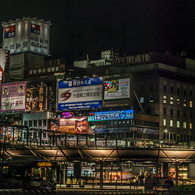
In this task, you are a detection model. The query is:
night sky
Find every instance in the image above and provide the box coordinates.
[1,0,195,64]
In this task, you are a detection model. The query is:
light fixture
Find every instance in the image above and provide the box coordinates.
[15,18,21,22]
[9,20,14,24]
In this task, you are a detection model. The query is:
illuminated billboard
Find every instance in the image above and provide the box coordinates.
[0,82,26,112]
[0,49,9,83]
[26,84,48,112]
[59,117,88,134]
[88,110,133,122]
[3,18,50,55]
[58,77,102,110]
[104,78,130,100]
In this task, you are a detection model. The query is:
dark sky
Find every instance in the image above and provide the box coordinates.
[1,0,195,64]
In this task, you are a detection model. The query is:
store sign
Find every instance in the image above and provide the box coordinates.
[88,110,133,122]
[59,116,88,134]
[58,77,102,110]
[104,78,130,100]
[33,161,56,168]
[1,121,19,140]
[26,83,48,112]
[95,127,130,134]
[3,19,50,55]
[0,82,26,112]
[0,49,10,83]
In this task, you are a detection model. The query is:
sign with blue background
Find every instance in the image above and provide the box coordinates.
[58,77,102,110]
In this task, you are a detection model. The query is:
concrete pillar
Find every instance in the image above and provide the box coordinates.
[175,162,178,186]
[163,162,169,178]
[63,161,67,184]
[100,162,103,189]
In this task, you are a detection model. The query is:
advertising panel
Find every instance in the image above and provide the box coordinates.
[58,77,102,110]
[95,127,130,134]
[0,82,26,112]
[26,83,48,112]
[88,110,133,122]
[48,119,59,131]
[0,49,9,83]
[1,121,18,140]
[104,78,130,100]
[59,117,88,134]
[3,19,50,55]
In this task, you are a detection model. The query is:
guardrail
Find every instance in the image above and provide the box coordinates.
[1,189,195,195]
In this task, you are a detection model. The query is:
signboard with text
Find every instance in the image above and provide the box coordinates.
[88,110,133,122]
[104,78,130,100]
[26,84,48,112]
[3,19,50,55]
[0,48,9,83]
[0,82,26,112]
[58,77,102,110]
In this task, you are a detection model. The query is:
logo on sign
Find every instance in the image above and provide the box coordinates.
[31,23,40,35]
[61,90,71,101]
[4,25,15,39]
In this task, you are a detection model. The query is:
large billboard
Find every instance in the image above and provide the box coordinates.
[0,82,26,112]
[59,117,88,134]
[104,78,130,100]
[0,49,9,83]
[26,84,48,112]
[58,77,102,110]
[3,19,50,55]
[88,110,133,122]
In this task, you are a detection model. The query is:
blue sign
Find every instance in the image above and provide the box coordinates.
[58,77,103,110]
[88,110,134,122]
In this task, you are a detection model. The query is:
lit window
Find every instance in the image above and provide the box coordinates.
[190,123,193,129]
[42,68,45,73]
[170,120,173,127]
[177,121,180,128]
[149,96,153,102]
[170,97,173,104]
[33,70,36,74]
[140,97,144,103]
[48,68,50,72]
[30,70,32,74]
[183,122,186,129]
[38,69,41,73]
[56,67,59,71]
[177,99,180,105]
[163,119,166,126]
[190,101,193,108]
[183,99,186,107]
[52,67,55,72]
[163,96,166,103]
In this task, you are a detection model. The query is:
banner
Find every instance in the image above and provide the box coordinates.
[1,121,18,140]
[104,78,130,100]
[58,77,102,110]
[59,117,88,134]
[0,82,26,112]
[88,110,133,122]
[0,49,9,83]
[26,83,48,112]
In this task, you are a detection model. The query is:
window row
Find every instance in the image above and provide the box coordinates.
[163,119,192,129]
[163,85,193,96]
[163,133,192,141]
[163,108,193,118]
[24,119,47,127]
[29,67,60,75]
[163,96,193,107]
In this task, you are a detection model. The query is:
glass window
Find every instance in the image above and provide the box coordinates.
[177,110,180,117]
[177,121,180,128]
[190,90,192,96]
[150,85,153,92]
[163,119,166,126]
[170,120,173,127]
[38,120,42,126]
[43,133,46,138]
[184,89,186,95]
[170,97,173,104]
[56,67,59,71]
[163,96,166,103]
[149,96,153,102]
[190,123,193,129]
[183,122,186,129]
[140,97,144,103]
[24,121,28,126]
[177,87,180,94]
[171,86,173,93]
[43,119,47,126]
[163,108,166,115]
[177,99,180,105]
[33,70,36,74]
[170,109,173,116]
[190,112,192,119]
[52,67,55,72]
[29,120,32,127]
[34,120,37,127]
[183,99,186,107]
[33,132,37,138]
[48,68,50,72]
[190,101,193,108]
[30,70,32,75]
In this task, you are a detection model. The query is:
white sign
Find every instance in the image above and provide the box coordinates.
[3,19,50,56]
[104,78,130,100]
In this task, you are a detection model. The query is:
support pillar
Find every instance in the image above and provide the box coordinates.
[100,162,103,189]
[175,162,178,186]
[163,162,169,178]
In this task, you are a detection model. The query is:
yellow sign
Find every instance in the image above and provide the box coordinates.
[37,162,52,167]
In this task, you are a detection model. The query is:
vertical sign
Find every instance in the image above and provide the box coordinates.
[0,49,10,83]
